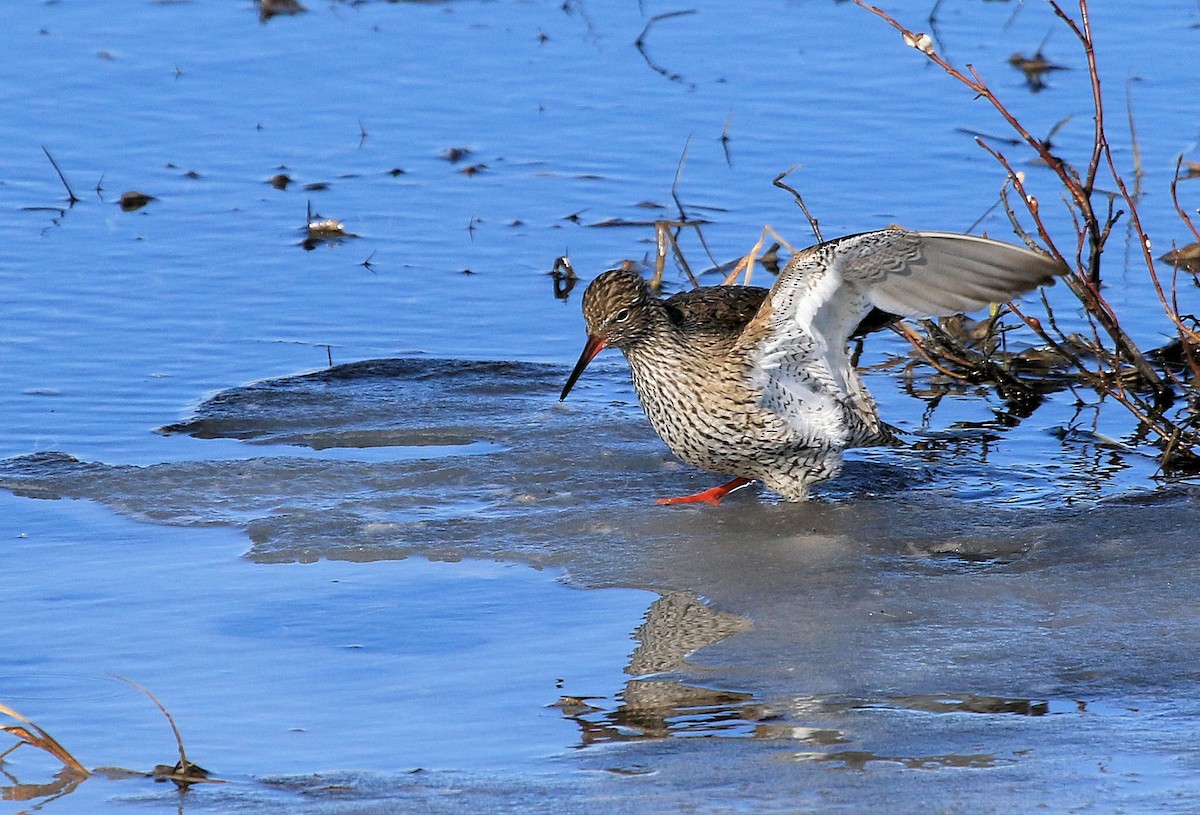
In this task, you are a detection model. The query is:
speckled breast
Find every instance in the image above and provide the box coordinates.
[624,343,787,478]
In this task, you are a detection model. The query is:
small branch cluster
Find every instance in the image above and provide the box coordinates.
[855,0,1200,474]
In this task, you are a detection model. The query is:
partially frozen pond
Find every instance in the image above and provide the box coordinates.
[2,1,1198,812]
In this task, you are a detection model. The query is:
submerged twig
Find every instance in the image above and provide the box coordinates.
[1125,77,1144,196]
[669,136,692,223]
[637,137,720,290]
[720,111,734,167]
[634,10,697,85]
[41,147,80,205]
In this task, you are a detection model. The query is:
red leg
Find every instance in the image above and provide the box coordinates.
[657,477,752,506]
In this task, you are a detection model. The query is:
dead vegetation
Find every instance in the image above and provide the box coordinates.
[258,0,306,22]
[1,679,217,807]
[0,702,89,778]
[111,675,214,787]
[118,190,156,212]
[302,200,359,251]
[848,0,1200,475]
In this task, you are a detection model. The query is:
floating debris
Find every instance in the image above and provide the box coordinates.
[258,0,305,21]
[441,146,472,163]
[1161,242,1200,273]
[268,173,292,190]
[458,163,487,176]
[111,676,223,789]
[604,765,655,776]
[387,167,406,176]
[583,218,652,228]
[152,759,212,788]
[1008,50,1068,92]
[550,255,578,300]
[118,190,156,211]
[302,217,358,251]
[303,181,330,191]
[298,199,355,250]
[550,696,604,715]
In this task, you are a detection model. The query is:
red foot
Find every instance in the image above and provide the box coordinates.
[656,477,752,506]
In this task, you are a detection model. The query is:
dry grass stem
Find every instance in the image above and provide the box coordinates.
[111,675,218,787]
[721,226,793,286]
[0,702,89,777]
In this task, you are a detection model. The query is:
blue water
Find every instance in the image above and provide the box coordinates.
[2,1,1199,813]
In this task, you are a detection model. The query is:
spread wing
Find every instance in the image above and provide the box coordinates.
[742,227,1066,445]
[850,229,1067,317]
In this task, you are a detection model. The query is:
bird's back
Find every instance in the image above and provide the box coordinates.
[662,285,769,339]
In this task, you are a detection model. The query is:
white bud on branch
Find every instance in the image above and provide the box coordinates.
[902,31,934,54]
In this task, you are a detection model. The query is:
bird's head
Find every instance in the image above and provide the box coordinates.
[560,269,657,401]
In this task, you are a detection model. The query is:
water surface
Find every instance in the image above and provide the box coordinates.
[2,1,1199,812]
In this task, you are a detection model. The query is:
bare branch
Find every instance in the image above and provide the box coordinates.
[772,166,823,243]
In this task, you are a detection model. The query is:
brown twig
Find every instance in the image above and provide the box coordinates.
[854,0,1196,466]
[891,322,976,382]
[1171,155,1200,245]
[857,0,1168,392]
[111,676,192,772]
[772,166,823,243]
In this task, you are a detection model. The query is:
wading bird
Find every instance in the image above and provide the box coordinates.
[559,227,1065,504]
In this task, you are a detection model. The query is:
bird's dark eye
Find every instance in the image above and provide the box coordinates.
[614,308,632,323]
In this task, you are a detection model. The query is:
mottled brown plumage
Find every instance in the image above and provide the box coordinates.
[560,227,1067,503]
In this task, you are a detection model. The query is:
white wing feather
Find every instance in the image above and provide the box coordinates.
[750,227,1065,443]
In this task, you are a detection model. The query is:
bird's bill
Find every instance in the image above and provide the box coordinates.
[559,335,607,401]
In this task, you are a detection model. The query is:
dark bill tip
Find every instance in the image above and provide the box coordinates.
[559,335,606,401]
